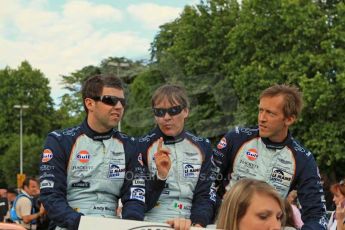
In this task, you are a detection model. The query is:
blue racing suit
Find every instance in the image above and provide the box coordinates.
[137,127,218,227]
[213,126,328,230]
[39,120,151,230]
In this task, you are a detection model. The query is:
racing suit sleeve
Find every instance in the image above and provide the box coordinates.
[145,174,166,211]
[39,133,82,230]
[297,156,328,230]
[126,141,166,213]
[121,142,165,220]
[190,142,219,227]
[212,132,235,198]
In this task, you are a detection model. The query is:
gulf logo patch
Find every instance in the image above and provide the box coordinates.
[76,150,90,163]
[246,148,258,161]
[217,137,227,149]
[42,149,53,163]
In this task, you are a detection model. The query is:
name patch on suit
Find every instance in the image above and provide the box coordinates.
[72,181,90,188]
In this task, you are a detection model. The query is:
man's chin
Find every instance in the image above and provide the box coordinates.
[259,130,269,138]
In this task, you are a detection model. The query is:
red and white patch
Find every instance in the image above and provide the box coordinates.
[246,148,258,161]
[217,137,227,149]
[76,150,90,163]
[138,153,143,166]
[42,149,53,163]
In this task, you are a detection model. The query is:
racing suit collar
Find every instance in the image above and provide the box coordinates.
[155,126,185,144]
[261,131,293,150]
[82,119,115,141]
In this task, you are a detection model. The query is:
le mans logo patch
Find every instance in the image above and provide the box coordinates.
[42,149,53,163]
[217,137,227,149]
[130,187,145,202]
[183,163,201,178]
[108,163,126,179]
[246,148,258,161]
[76,150,90,163]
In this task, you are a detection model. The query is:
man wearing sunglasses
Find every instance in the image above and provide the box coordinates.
[39,74,153,230]
[137,84,218,229]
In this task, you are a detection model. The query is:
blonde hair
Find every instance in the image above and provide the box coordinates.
[216,179,285,230]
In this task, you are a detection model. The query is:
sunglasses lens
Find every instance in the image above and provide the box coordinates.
[153,106,183,117]
[153,108,166,117]
[102,96,117,106]
[167,106,182,116]
[95,96,126,107]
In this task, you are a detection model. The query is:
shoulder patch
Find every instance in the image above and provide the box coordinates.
[217,137,227,149]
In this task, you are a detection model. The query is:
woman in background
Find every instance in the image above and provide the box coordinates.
[216,179,285,230]
[328,179,345,230]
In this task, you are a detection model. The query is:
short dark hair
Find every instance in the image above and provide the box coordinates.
[260,84,303,118]
[151,84,190,109]
[22,177,38,188]
[82,74,124,113]
[7,187,18,195]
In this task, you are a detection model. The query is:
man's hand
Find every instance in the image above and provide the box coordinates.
[166,218,192,230]
[155,137,171,179]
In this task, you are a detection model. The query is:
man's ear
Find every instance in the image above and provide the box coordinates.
[285,115,296,127]
[84,98,94,111]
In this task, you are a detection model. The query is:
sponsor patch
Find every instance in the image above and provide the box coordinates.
[110,151,123,156]
[270,168,293,187]
[40,165,55,171]
[170,200,191,211]
[184,151,198,156]
[278,158,291,165]
[42,149,53,163]
[72,181,90,188]
[76,150,90,163]
[239,159,259,169]
[133,179,145,186]
[245,148,258,161]
[138,153,143,166]
[217,137,227,149]
[210,188,217,202]
[213,149,224,158]
[40,179,54,189]
[108,163,125,179]
[39,172,55,179]
[183,163,201,178]
[130,187,145,202]
[71,165,93,171]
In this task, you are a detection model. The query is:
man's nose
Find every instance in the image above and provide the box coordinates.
[258,111,267,121]
[163,112,172,120]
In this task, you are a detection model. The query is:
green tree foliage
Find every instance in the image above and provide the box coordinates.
[0,134,43,187]
[122,67,165,136]
[151,0,240,138]
[150,0,345,178]
[0,61,55,185]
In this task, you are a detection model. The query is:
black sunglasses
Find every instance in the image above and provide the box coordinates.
[92,95,126,107]
[153,105,184,117]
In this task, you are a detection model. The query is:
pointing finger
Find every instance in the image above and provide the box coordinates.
[157,137,163,152]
